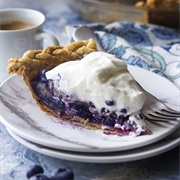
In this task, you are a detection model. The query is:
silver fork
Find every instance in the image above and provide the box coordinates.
[141,99,180,123]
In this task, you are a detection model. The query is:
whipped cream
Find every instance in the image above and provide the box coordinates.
[45,52,146,115]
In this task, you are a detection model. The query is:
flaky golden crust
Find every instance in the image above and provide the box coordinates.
[7,39,98,124]
[7,39,97,80]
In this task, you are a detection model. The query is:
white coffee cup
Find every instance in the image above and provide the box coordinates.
[0,8,59,82]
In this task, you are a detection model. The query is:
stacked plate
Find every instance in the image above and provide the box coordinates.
[0,22,180,163]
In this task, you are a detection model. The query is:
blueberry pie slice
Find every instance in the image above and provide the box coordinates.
[7,39,151,136]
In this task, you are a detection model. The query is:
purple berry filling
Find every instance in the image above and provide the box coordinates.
[31,70,150,135]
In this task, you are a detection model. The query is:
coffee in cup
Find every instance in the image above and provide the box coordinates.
[0,21,35,30]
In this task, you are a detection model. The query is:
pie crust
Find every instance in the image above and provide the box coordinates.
[7,39,98,123]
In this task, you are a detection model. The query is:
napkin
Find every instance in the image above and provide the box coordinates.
[66,21,180,89]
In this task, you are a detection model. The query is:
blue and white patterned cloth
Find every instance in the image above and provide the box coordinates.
[67,21,180,89]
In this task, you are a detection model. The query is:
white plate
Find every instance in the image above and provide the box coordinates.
[0,75,179,152]
[7,128,180,163]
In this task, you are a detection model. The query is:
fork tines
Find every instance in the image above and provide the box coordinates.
[141,103,180,123]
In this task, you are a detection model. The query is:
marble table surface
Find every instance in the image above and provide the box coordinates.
[0,0,179,180]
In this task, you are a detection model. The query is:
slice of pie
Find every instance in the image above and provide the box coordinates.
[7,39,151,136]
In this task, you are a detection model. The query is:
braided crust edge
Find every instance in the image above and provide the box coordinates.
[7,38,97,81]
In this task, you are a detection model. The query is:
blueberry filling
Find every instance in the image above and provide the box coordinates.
[31,70,150,135]
[105,100,115,106]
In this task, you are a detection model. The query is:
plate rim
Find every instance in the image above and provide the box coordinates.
[7,128,180,163]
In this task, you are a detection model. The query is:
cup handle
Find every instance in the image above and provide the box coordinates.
[35,31,59,46]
